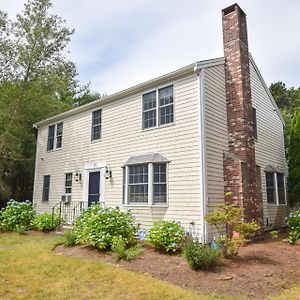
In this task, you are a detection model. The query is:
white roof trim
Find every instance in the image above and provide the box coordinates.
[33,57,225,127]
[249,54,285,125]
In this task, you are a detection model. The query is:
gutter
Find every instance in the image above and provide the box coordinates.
[194,64,208,243]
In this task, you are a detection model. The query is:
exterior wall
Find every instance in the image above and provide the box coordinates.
[250,58,289,229]
[204,65,228,214]
[33,74,204,236]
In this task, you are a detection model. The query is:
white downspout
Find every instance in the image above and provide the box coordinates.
[195,66,208,243]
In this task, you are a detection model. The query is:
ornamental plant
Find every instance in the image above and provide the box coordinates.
[147,220,185,253]
[183,239,221,270]
[205,193,260,257]
[74,205,139,249]
[0,200,35,233]
[287,211,300,245]
[33,213,60,232]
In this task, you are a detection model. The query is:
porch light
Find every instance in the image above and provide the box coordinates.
[75,170,82,182]
[104,164,112,179]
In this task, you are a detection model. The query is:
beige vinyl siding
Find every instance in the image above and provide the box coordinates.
[203,65,228,237]
[250,58,288,229]
[33,74,204,235]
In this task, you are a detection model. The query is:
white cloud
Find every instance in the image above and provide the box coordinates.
[1,0,299,92]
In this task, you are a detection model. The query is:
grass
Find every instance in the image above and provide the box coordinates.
[0,232,299,300]
[0,232,204,300]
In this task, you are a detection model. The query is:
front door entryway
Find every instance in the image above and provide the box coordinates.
[88,171,100,207]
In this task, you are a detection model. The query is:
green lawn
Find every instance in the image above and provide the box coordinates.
[0,233,299,300]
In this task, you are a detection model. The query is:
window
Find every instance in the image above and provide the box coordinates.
[265,172,286,205]
[91,109,102,141]
[266,172,275,204]
[159,86,174,125]
[47,122,63,151]
[124,162,167,205]
[252,107,257,140]
[65,173,72,194]
[143,91,156,129]
[142,85,174,129]
[277,173,286,204]
[42,175,50,202]
[153,164,167,204]
[128,165,148,203]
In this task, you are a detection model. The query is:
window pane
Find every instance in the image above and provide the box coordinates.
[128,164,148,204]
[153,164,167,204]
[252,108,257,140]
[56,136,62,148]
[42,175,50,202]
[277,173,286,204]
[159,86,174,126]
[47,125,55,151]
[159,86,173,106]
[143,110,156,129]
[265,172,275,204]
[65,173,72,194]
[56,122,63,136]
[91,110,102,140]
[143,91,156,111]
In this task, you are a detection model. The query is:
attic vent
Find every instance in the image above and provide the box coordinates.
[222,4,236,16]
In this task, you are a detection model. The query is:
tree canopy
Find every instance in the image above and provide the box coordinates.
[0,0,100,206]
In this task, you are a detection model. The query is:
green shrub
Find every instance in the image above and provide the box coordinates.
[183,240,220,270]
[270,230,279,239]
[33,213,60,231]
[111,236,143,261]
[205,193,260,257]
[74,205,139,250]
[147,220,185,253]
[287,211,300,245]
[63,230,77,247]
[0,200,35,233]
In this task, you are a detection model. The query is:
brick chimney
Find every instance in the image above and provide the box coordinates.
[222,4,263,225]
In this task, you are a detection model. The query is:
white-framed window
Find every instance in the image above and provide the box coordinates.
[252,107,257,140]
[65,173,73,194]
[265,172,286,205]
[47,122,63,151]
[42,175,50,202]
[123,163,168,205]
[91,109,102,141]
[142,85,174,129]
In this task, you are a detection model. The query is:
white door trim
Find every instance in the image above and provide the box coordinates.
[83,162,106,208]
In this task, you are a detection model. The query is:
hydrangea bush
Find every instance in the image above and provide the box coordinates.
[287,211,300,245]
[33,212,60,231]
[147,220,185,253]
[0,200,35,233]
[74,205,139,249]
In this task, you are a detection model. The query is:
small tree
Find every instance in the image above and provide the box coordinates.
[288,112,300,207]
[205,193,260,257]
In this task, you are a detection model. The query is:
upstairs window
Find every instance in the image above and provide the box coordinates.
[252,107,257,140]
[142,85,174,129]
[65,173,73,194]
[91,109,102,141]
[42,175,50,202]
[47,122,63,151]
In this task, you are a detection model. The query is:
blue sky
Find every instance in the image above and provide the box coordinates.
[1,0,300,94]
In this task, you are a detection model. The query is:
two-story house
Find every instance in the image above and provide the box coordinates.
[33,4,288,241]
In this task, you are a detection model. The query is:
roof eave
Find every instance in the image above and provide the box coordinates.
[33,57,225,128]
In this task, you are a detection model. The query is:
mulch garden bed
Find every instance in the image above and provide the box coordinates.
[54,232,300,299]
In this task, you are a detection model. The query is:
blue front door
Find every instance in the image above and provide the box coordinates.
[88,171,100,206]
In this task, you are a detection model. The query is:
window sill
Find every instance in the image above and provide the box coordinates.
[266,203,288,207]
[142,122,175,132]
[122,204,169,209]
[91,138,102,144]
[47,147,63,153]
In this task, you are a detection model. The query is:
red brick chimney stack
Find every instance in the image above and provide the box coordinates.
[222,4,263,225]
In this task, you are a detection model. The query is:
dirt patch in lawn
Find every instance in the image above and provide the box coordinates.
[54,232,300,299]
